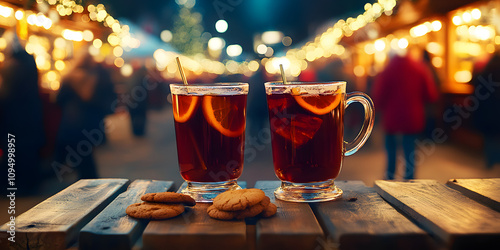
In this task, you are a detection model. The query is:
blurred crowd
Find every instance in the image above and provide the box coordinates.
[0,30,170,194]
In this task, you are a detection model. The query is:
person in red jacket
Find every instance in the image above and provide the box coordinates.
[373,53,438,179]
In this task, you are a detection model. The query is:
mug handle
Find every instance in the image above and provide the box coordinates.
[344,91,375,156]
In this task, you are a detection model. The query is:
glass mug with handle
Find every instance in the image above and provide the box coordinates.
[265,81,374,202]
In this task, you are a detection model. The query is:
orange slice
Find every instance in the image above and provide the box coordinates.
[202,96,246,137]
[293,89,342,115]
[273,114,323,146]
[172,95,199,123]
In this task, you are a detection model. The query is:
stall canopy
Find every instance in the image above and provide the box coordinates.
[120,19,178,59]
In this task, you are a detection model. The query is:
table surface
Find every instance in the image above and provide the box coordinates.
[1,178,499,250]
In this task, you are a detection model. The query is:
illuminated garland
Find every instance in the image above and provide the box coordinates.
[265,0,398,77]
[0,0,399,81]
[154,0,399,77]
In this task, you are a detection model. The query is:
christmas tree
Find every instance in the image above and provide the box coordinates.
[171,6,204,55]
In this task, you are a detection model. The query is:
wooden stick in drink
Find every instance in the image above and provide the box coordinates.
[176,57,189,85]
[280,64,288,84]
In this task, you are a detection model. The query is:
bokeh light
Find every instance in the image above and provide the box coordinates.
[208,37,225,51]
[161,30,173,43]
[226,44,242,57]
[215,20,228,33]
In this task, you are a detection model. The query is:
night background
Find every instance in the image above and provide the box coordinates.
[0,0,500,248]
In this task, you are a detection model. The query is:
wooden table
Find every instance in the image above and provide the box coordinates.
[1,178,499,250]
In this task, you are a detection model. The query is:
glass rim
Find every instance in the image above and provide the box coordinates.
[264,81,345,95]
[170,82,248,87]
[170,82,248,95]
[264,81,346,87]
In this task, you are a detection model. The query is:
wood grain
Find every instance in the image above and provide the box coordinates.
[446,178,500,212]
[79,180,174,250]
[142,182,247,250]
[254,181,324,250]
[375,180,500,249]
[0,179,129,250]
[311,180,433,250]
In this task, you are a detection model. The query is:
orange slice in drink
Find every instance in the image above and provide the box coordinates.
[293,89,342,115]
[273,114,323,146]
[172,95,199,123]
[202,96,246,137]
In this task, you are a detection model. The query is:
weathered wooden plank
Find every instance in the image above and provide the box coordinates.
[375,180,500,249]
[142,182,247,250]
[79,180,174,250]
[446,178,500,213]
[311,180,434,250]
[0,179,129,250]
[254,181,323,250]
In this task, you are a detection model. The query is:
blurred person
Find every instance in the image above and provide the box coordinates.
[215,72,246,83]
[94,62,118,144]
[298,67,318,82]
[246,69,270,136]
[373,53,438,180]
[0,30,45,194]
[147,65,169,110]
[317,59,353,88]
[472,49,500,168]
[54,51,116,179]
[126,62,149,136]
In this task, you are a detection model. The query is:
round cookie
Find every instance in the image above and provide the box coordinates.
[260,202,277,218]
[207,204,236,220]
[235,196,270,220]
[126,202,185,219]
[213,188,266,211]
[208,197,271,220]
[141,192,196,206]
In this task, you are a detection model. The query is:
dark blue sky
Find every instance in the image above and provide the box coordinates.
[102,0,369,52]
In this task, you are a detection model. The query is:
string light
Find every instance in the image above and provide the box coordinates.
[2,0,401,80]
[266,0,398,74]
[14,10,23,20]
[0,0,140,91]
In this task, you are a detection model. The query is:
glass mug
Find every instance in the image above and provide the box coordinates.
[170,83,248,202]
[265,81,374,202]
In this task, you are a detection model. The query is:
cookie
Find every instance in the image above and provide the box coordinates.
[126,202,185,219]
[208,197,271,220]
[141,192,196,206]
[235,196,270,220]
[260,202,277,218]
[213,188,266,211]
[207,204,236,220]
